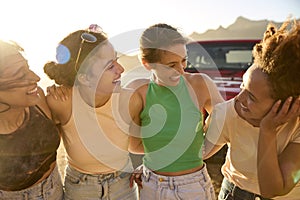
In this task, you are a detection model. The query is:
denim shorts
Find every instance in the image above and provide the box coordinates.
[140,163,216,200]
[64,165,138,200]
[218,178,271,200]
[0,165,63,200]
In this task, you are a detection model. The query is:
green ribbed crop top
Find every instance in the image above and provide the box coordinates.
[140,76,204,172]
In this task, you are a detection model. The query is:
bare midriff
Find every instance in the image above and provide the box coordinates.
[153,164,204,176]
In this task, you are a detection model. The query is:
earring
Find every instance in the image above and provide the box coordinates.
[0,102,11,113]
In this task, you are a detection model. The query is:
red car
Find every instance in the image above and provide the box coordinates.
[185,39,260,100]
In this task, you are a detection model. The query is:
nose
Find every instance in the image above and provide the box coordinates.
[24,70,40,84]
[236,89,247,103]
[176,63,185,75]
[28,70,41,82]
[115,62,125,74]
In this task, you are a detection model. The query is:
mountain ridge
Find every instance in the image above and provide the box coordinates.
[119,16,292,72]
[188,16,284,41]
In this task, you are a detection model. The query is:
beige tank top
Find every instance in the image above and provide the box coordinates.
[61,87,132,174]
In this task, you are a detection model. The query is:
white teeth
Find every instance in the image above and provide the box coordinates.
[27,87,37,94]
[113,79,121,83]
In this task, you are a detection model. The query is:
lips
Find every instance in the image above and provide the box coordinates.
[26,87,38,95]
[112,78,121,84]
[239,101,249,112]
[112,76,121,84]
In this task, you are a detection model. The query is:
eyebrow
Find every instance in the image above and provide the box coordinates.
[165,56,188,66]
[103,54,118,69]
[0,64,24,79]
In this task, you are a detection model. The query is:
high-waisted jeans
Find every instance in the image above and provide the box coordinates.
[140,163,216,200]
[0,165,63,200]
[64,165,138,200]
[218,178,271,200]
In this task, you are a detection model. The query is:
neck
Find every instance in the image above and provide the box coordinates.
[78,86,112,108]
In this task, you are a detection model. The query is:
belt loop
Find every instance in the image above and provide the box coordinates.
[80,174,87,182]
[168,177,175,190]
[23,192,29,200]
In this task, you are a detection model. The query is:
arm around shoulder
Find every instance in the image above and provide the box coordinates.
[127,83,146,154]
[45,87,72,125]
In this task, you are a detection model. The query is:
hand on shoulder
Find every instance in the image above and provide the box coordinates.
[45,85,72,125]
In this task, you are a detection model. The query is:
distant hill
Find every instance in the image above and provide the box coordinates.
[188,16,284,41]
[120,16,288,73]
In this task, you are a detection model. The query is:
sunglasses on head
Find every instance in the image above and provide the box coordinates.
[74,24,103,72]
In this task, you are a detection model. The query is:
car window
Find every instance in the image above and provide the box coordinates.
[186,41,258,70]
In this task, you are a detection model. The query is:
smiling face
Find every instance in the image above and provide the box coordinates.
[79,42,124,98]
[0,47,41,109]
[234,64,275,126]
[146,43,187,87]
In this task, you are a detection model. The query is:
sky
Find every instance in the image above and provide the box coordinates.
[0,0,299,88]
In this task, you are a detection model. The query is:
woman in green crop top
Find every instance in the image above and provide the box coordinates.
[127,23,224,200]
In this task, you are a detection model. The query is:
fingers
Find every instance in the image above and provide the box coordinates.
[277,97,300,118]
[46,85,69,101]
[129,174,134,188]
[270,97,300,127]
[129,173,143,189]
[46,85,58,100]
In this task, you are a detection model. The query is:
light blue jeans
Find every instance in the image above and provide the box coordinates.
[140,163,216,200]
[64,165,139,200]
[0,165,63,200]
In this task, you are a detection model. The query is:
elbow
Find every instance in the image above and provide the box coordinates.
[260,192,277,199]
[261,192,285,199]
[260,186,292,199]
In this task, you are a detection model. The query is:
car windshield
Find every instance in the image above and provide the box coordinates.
[186,41,257,70]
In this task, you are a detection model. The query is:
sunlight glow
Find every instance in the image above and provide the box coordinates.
[1,0,298,91]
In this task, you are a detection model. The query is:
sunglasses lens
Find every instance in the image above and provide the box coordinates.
[81,33,97,43]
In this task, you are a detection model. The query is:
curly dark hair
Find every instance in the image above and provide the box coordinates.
[253,19,300,100]
[139,23,187,63]
[44,26,107,87]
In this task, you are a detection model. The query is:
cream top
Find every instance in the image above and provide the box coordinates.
[61,87,132,174]
[205,99,300,199]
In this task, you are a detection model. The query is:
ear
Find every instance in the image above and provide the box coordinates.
[141,58,153,71]
[77,73,90,86]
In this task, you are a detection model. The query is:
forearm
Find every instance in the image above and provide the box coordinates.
[257,128,284,197]
[202,139,224,160]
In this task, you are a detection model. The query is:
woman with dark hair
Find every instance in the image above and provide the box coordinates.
[128,23,224,200]
[0,40,63,199]
[44,24,138,200]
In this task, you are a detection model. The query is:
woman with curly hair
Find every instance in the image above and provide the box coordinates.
[204,19,300,200]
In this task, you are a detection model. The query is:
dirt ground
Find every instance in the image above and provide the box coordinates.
[205,151,226,196]
[57,142,225,197]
